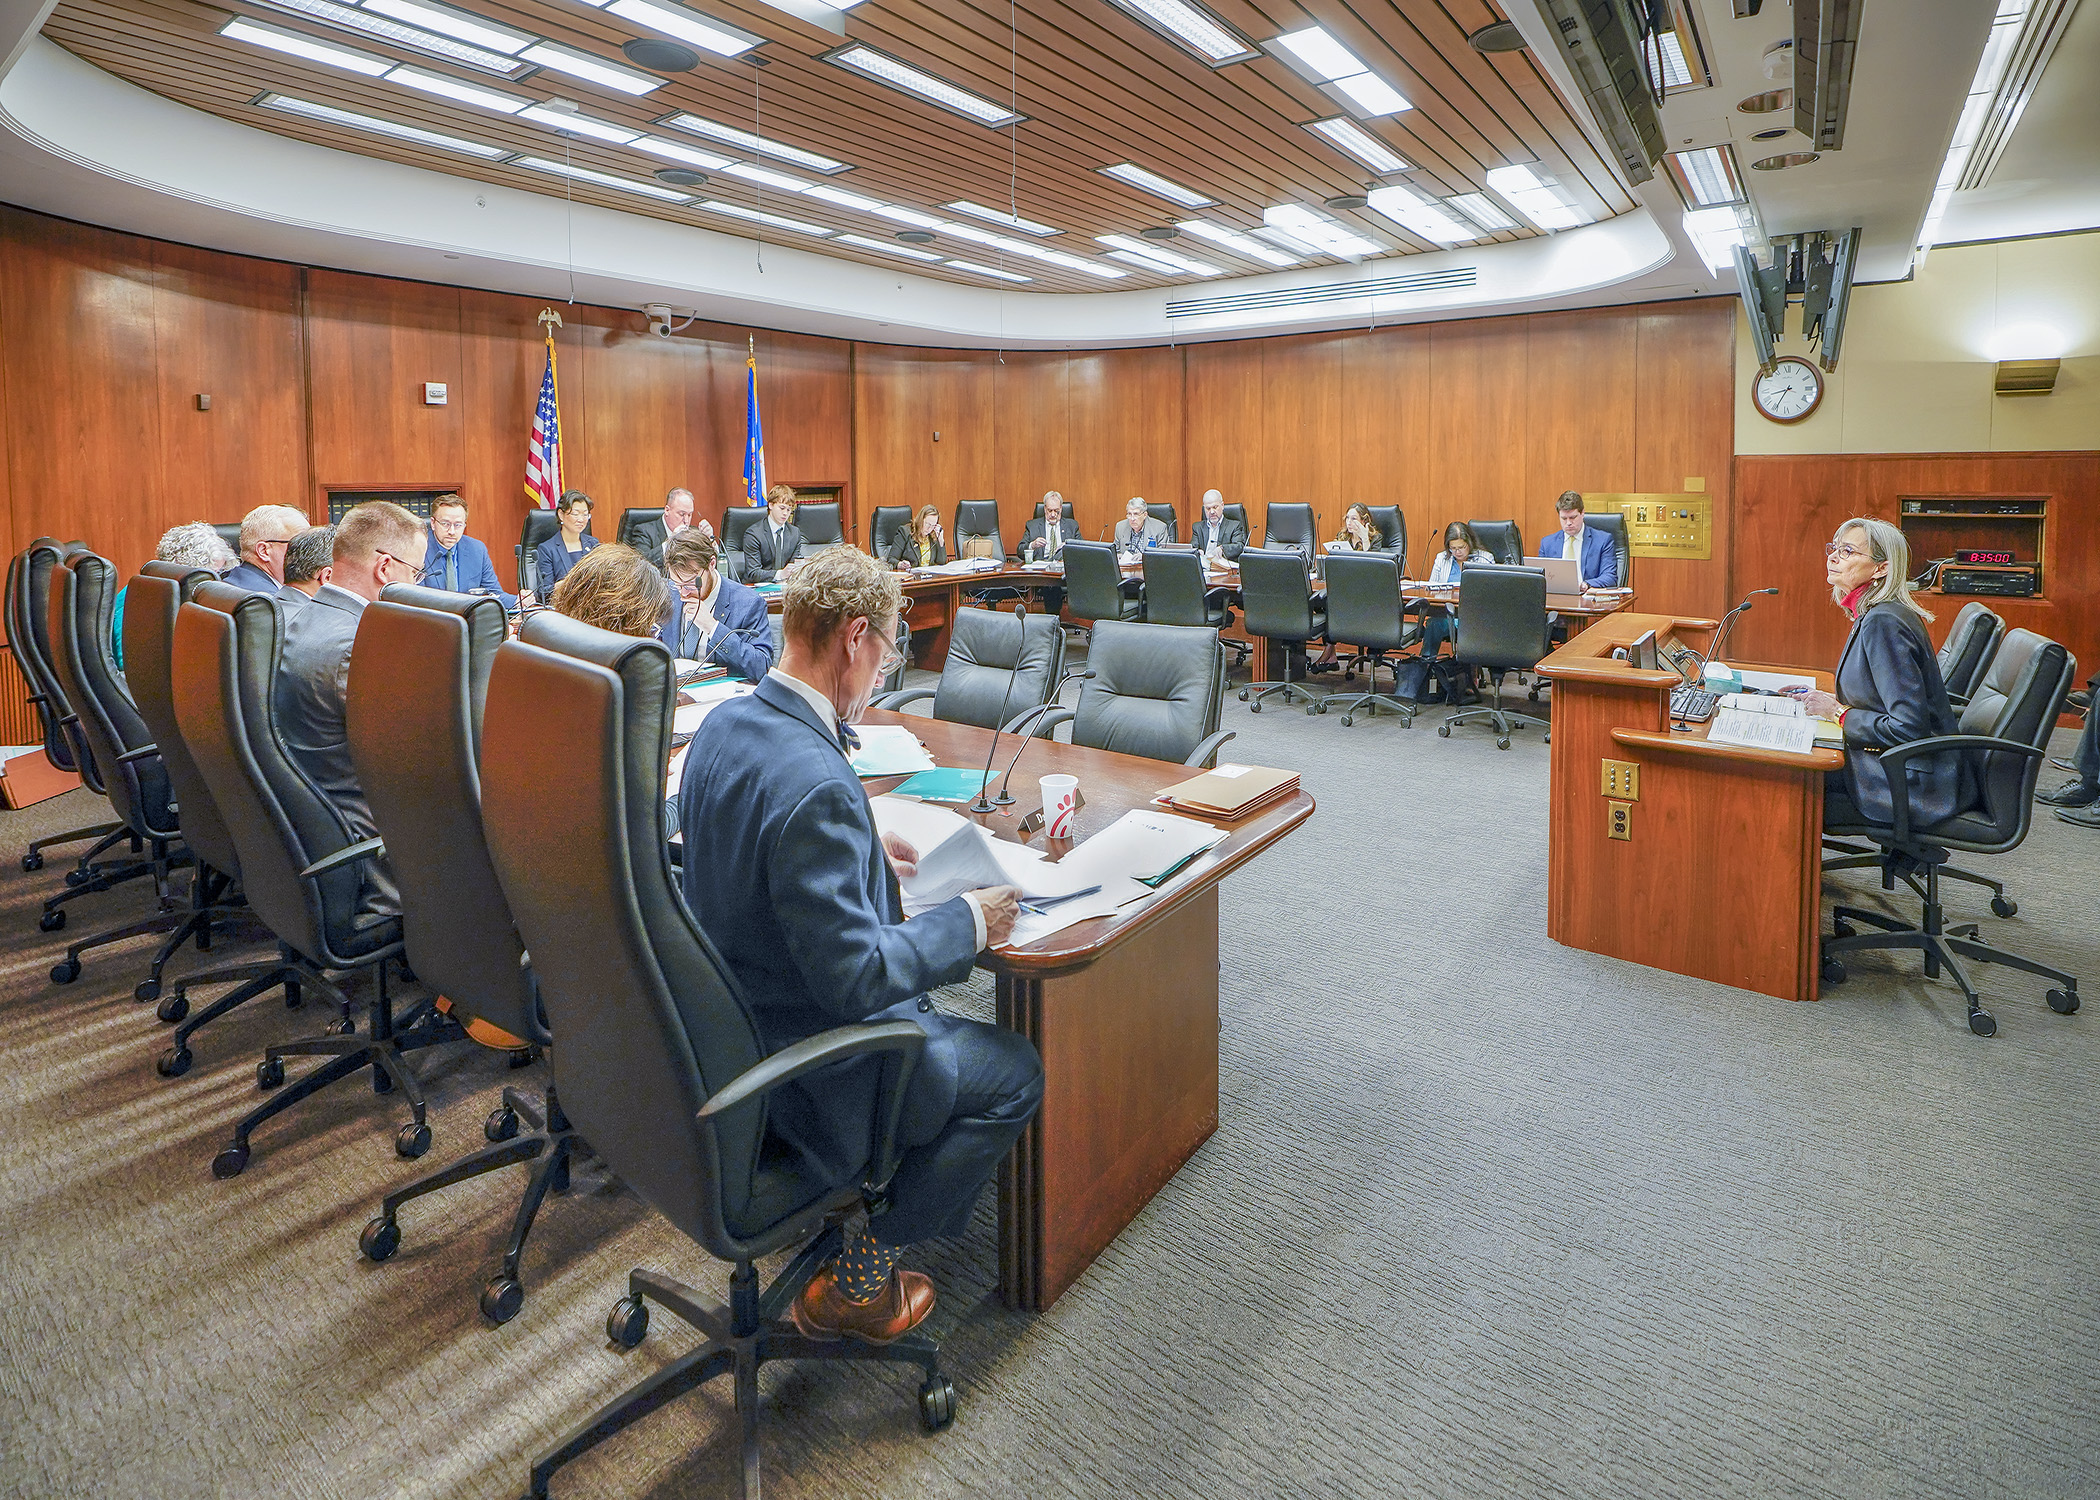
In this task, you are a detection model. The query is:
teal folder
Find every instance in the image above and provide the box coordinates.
[887,767,994,803]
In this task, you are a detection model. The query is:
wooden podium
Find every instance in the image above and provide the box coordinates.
[1536,613,1845,1002]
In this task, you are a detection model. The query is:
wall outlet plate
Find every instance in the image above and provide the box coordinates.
[1607,801,1632,840]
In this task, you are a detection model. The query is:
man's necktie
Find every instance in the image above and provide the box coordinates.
[444,549,458,592]
[837,721,860,754]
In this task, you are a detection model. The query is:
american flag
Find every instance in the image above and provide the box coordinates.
[524,333,562,508]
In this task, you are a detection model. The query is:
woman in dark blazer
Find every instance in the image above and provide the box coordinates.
[885,504,947,571]
[531,490,599,598]
[1796,517,1969,832]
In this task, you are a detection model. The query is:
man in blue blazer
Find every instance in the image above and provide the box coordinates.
[677,546,1040,1344]
[659,526,772,678]
[224,504,310,594]
[417,495,517,610]
[1537,491,1618,588]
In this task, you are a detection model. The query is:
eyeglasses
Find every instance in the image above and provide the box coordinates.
[376,550,420,578]
[1824,543,1866,560]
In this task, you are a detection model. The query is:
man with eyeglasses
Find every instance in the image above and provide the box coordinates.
[274,501,428,920]
[224,504,310,594]
[417,494,516,610]
[660,525,771,679]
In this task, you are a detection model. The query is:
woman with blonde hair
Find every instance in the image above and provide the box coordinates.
[1329,503,1382,554]
[886,503,947,571]
[546,542,671,638]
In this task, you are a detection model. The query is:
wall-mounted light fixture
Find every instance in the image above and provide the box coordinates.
[1994,359,2059,397]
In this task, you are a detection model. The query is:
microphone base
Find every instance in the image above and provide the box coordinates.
[992,790,1016,807]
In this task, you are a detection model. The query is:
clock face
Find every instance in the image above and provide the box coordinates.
[1755,357,1824,423]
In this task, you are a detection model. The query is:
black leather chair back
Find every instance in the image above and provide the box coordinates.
[519,509,586,596]
[1072,621,1224,764]
[1938,602,2005,701]
[348,588,532,1038]
[8,549,71,774]
[1467,520,1523,566]
[1141,549,1213,627]
[1453,564,1549,670]
[932,608,1064,731]
[211,522,244,556]
[1264,504,1315,555]
[953,500,1005,561]
[1237,548,1322,644]
[1063,541,1132,625]
[1222,504,1248,531]
[1145,502,1178,542]
[17,542,96,784]
[720,507,765,581]
[49,552,176,840]
[486,614,867,1256]
[1587,513,1631,588]
[1948,628,2074,847]
[174,584,398,969]
[126,564,242,876]
[870,506,911,560]
[615,507,664,550]
[1366,506,1406,565]
[1323,552,1409,653]
[796,502,843,549]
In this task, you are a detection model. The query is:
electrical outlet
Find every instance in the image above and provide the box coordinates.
[1602,759,1640,800]
[1607,801,1632,841]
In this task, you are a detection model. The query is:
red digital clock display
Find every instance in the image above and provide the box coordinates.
[1955,549,2017,566]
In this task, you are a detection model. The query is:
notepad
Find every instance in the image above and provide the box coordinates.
[848,724,937,778]
[1707,694,1815,755]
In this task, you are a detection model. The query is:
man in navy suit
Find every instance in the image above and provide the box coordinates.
[677,546,1040,1344]
[660,527,772,678]
[1537,491,1618,588]
[417,495,517,610]
[742,484,807,583]
[224,504,310,594]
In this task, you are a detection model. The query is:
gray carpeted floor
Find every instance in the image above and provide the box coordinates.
[2,660,2097,1500]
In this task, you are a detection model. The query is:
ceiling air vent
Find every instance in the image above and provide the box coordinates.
[1165,265,1476,320]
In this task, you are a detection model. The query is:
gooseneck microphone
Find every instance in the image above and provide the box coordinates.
[997,668,1097,803]
[1700,587,1780,676]
[968,600,1028,815]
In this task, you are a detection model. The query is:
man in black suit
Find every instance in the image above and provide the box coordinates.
[1017,490,1071,616]
[1189,489,1246,562]
[742,483,806,583]
[627,487,704,570]
[677,545,1040,1343]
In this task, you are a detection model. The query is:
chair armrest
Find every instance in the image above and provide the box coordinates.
[115,744,160,764]
[1946,692,1970,709]
[698,1020,927,1188]
[299,836,385,881]
[871,688,933,712]
[1877,734,2041,843]
[1032,707,1076,741]
[1184,729,1236,769]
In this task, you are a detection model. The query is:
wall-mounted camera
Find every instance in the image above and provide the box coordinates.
[644,303,676,338]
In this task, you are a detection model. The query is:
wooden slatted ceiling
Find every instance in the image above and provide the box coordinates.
[43,0,1640,295]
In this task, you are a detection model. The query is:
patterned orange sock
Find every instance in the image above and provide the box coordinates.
[833,1226,905,1304]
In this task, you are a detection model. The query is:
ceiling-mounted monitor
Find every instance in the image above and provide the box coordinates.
[1535,0,1667,185]
[1735,243,1778,372]
[1802,227,1859,372]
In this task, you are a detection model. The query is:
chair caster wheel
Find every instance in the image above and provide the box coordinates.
[64,868,90,888]
[481,1275,525,1324]
[1249,702,1261,713]
[50,959,80,984]
[135,978,161,1003]
[1341,715,1354,727]
[1436,724,1450,737]
[485,1107,520,1143]
[327,1017,356,1037]
[1832,918,1855,939]
[1820,956,1847,985]
[257,1057,284,1090]
[156,1047,192,1078]
[157,993,189,1023]
[918,1375,957,1433]
[1991,896,2017,918]
[1968,1008,1997,1038]
[39,910,65,932]
[2047,987,2079,1015]
[395,1121,432,1159]
[1496,738,1511,751]
[212,1143,250,1179]
[360,1216,400,1262]
[607,1296,649,1348]
[21,851,43,872]
[1237,688,1249,701]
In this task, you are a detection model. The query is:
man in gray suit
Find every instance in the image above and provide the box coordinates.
[1111,495,1170,559]
[274,525,334,614]
[274,502,426,919]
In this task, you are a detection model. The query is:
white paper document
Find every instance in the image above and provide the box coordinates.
[673,681,752,737]
[870,795,1149,919]
[1706,693,1815,755]
[848,724,937,777]
[1053,809,1228,888]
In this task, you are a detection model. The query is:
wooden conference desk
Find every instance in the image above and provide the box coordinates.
[1535,613,1844,1003]
[858,708,1313,1311]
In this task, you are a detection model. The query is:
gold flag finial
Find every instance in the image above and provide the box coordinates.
[538,307,564,331]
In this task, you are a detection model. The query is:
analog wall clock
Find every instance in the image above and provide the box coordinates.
[1753,356,1824,423]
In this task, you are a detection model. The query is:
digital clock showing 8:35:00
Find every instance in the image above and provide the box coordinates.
[1955,549,2018,566]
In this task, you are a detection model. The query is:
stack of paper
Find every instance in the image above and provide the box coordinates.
[673,681,753,739]
[1706,693,1815,755]
[1054,809,1228,890]
[870,797,1135,917]
[1151,763,1298,820]
[848,724,937,778]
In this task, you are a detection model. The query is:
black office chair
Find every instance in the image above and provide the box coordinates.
[1063,541,1140,630]
[797,502,844,551]
[1467,520,1523,566]
[1036,620,1234,768]
[1366,506,1406,565]
[347,586,578,1323]
[1438,564,1550,749]
[8,546,123,879]
[1264,503,1316,557]
[1236,548,1327,713]
[1822,629,2078,1037]
[479,614,954,1500]
[720,507,765,583]
[1938,601,2006,706]
[1145,502,1179,543]
[614,507,664,562]
[1143,548,1249,668]
[1319,553,1417,728]
[870,505,912,561]
[173,583,463,1178]
[518,509,589,600]
[873,606,1065,735]
[953,500,1006,561]
[1221,503,1248,533]
[211,521,244,556]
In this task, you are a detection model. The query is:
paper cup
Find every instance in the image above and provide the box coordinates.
[1040,774,1079,839]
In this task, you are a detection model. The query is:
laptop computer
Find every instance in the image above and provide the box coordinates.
[1522,555,1583,595]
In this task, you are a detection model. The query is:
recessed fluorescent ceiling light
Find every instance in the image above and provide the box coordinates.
[255,0,524,73]
[867,203,946,230]
[660,114,848,173]
[605,0,757,57]
[1175,218,1300,266]
[805,184,883,211]
[1922,0,2027,249]
[1364,185,1474,244]
[361,0,532,53]
[946,259,1032,283]
[839,232,940,261]
[219,17,393,76]
[1262,203,1382,257]
[388,64,531,111]
[1097,234,1224,275]
[1666,145,1742,207]
[1274,25,1411,115]
[515,155,691,200]
[1106,248,1185,275]
[1680,206,1747,274]
[1485,164,1584,229]
[933,223,1125,277]
[257,92,509,156]
[519,41,663,95]
[1102,0,1255,64]
[1448,192,1514,231]
[519,104,639,143]
[825,45,1023,126]
[700,200,834,235]
[629,134,732,169]
[721,161,816,192]
[1646,30,1694,91]
[946,200,1060,236]
[1099,162,1213,208]
[1308,117,1408,174]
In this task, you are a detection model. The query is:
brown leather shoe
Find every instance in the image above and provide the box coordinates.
[789,1265,935,1345]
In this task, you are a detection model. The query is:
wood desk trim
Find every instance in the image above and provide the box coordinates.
[1612,726,1844,773]
[1536,612,1722,687]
